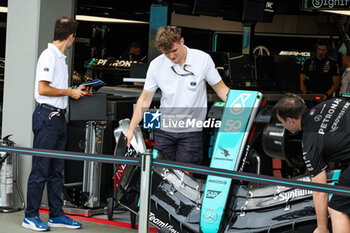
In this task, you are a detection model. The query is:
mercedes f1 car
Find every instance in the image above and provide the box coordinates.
[111,90,337,233]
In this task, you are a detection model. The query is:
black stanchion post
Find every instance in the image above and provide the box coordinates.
[138,149,153,233]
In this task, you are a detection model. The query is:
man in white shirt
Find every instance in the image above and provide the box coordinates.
[125,26,229,165]
[340,51,350,95]
[22,17,88,232]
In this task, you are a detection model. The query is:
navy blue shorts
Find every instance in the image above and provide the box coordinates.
[153,129,203,164]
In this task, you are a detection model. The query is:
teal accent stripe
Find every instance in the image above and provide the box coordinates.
[1,146,349,196]
[152,161,350,195]
[329,169,341,201]
[86,58,95,68]
[0,147,139,165]
[214,34,218,52]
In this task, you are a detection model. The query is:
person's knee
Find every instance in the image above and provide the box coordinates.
[328,206,349,219]
[328,206,338,216]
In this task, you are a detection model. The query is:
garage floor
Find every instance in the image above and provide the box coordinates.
[0,210,157,233]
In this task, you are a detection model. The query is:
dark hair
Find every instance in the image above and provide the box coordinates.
[53,17,78,41]
[272,94,307,121]
[129,42,141,49]
[316,39,329,50]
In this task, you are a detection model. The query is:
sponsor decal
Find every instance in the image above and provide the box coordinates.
[161,169,182,188]
[109,60,137,68]
[203,208,218,224]
[149,212,179,233]
[330,102,350,133]
[311,0,349,9]
[279,51,311,57]
[318,99,342,135]
[43,67,49,72]
[274,188,313,201]
[265,1,274,12]
[92,58,138,68]
[274,176,313,201]
[314,115,322,122]
[206,190,222,199]
[219,146,230,157]
[214,146,233,161]
[190,81,197,87]
[309,109,316,116]
[230,94,251,115]
[208,179,227,185]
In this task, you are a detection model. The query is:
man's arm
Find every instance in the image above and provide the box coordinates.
[325,75,340,98]
[211,80,229,102]
[38,81,88,100]
[300,73,307,94]
[125,89,155,147]
[312,170,330,233]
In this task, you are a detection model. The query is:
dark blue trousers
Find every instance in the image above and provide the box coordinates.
[153,129,203,164]
[25,105,66,218]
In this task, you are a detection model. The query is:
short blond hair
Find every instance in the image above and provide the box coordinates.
[155,26,182,52]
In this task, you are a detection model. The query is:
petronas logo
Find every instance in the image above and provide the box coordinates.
[230,94,251,115]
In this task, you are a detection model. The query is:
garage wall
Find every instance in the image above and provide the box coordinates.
[3,0,74,206]
[171,13,336,36]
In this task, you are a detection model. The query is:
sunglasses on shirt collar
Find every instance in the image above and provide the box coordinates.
[171,64,194,76]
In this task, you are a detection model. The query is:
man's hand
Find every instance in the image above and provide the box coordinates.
[313,227,329,233]
[124,129,133,148]
[69,86,91,100]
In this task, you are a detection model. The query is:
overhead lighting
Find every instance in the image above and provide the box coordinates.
[320,10,350,16]
[76,15,148,24]
[0,7,148,24]
[0,6,8,13]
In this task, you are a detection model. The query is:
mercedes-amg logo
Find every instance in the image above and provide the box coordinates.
[203,208,218,224]
[253,45,270,56]
[314,115,322,122]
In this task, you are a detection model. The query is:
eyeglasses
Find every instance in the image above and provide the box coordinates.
[171,64,194,76]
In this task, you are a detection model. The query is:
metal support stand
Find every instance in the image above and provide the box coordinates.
[138,150,152,233]
[63,121,107,217]
[82,121,106,208]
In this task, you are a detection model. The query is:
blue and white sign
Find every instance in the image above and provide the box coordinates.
[143,110,161,129]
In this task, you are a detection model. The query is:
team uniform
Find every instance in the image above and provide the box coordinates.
[301,56,340,93]
[301,98,350,213]
[144,46,221,163]
[25,43,68,219]
[340,67,350,95]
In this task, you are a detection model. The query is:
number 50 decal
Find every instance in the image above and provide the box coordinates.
[224,119,242,131]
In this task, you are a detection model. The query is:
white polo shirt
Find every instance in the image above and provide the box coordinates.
[35,43,69,109]
[144,46,222,132]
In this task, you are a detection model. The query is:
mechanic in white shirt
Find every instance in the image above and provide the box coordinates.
[340,51,350,96]
[125,26,229,165]
[22,17,89,232]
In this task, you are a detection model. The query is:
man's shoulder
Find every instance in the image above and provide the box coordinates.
[304,57,314,64]
[326,56,338,64]
[150,54,166,66]
[188,47,209,58]
[38,48,56,62]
